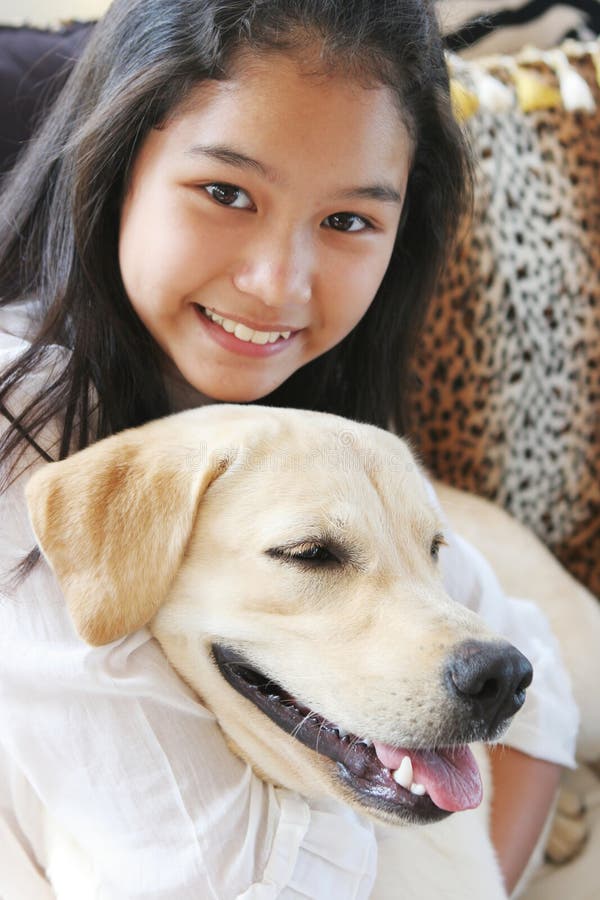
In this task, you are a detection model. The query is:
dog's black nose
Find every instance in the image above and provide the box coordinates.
[447,641,533,731]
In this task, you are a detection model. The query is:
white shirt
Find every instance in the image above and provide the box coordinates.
[0,300,578,899]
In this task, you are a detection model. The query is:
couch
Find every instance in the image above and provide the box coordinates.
[407,40,600,607]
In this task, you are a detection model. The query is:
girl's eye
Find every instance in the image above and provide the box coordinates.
[323,212,372,233]
[204,183,254,209]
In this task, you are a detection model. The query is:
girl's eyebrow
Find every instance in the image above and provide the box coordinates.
[186,143,271,178]
[185,143,404,205]
[336,184,403,205]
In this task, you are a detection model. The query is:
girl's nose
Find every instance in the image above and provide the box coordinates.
[232,230,313,308]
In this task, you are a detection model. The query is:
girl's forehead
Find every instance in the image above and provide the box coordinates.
[177,47,405,120]
[163,52,412,181]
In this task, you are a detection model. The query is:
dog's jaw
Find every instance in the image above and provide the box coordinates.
[209,643,486,825]
[151,591,520,828]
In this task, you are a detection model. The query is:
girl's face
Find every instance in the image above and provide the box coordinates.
[119,53,412,403]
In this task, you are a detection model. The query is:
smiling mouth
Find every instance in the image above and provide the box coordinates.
[197,305,297,345]
[212,644,482,823]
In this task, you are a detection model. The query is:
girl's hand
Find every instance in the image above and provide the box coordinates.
[488,745,562,895]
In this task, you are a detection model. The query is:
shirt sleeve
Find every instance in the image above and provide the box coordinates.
[0,330,377,900]
[424,480,579,769]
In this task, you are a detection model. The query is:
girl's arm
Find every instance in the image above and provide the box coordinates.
[488,746,561,895]
[1,495,379,900]
[0,517,378,900]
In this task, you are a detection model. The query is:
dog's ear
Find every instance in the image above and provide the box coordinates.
[25,417,233,646]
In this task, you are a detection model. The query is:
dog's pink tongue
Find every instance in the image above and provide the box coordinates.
[373,742,482,812]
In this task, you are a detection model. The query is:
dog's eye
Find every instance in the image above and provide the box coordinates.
[293,544,334,562]
[430,533,447,561]
[270,543,337,564]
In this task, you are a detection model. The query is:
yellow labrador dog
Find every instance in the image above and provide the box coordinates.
[23,404,599,899]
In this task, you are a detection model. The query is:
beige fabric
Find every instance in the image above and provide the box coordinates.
[523,765,600,900]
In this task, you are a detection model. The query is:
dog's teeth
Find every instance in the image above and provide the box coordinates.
[410,783,427,796]
[392,756,413,790]
[337,728,349,738]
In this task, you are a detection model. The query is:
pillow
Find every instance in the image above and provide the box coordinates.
[0,23,92,175]
[407,40,600,598]
[1,1,108,27]
[437,0,600,58]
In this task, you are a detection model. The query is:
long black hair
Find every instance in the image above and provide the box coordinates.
[0,0,471,484]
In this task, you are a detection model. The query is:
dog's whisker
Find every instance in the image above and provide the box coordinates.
[316,719,329,754]
[290,709,316,739]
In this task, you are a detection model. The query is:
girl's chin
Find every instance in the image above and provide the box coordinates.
[176,370,288,406]
[195,383,281,404]
[161,354,284,407]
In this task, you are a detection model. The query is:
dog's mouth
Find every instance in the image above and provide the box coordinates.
[212,644,482,823]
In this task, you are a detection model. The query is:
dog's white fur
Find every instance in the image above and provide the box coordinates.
[23,405,600,899]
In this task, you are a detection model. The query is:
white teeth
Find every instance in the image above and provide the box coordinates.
[337,728,349,738]
[202,307,293,344]
[410,783,426,796]
[392,756,413,789]
[233,323,254,342]
[391,756,428,797]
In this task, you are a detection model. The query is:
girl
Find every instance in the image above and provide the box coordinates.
[0,1,578,897]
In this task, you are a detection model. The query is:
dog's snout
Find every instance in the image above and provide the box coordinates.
[447,640,533,730]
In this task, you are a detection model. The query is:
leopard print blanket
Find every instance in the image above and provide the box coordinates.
[408,45,600,598]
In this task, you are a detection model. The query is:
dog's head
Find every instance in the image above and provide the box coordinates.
[26,405,532,826]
